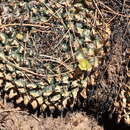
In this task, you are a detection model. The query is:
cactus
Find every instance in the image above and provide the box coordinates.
[0,0,110,112]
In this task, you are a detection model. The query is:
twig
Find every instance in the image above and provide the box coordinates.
[54,29,70,49]
[0,54,73,78]
[0,108,21,113]
[31,115,41,122]
[0,23,52,29]
[122,0,126,12]
[99,1,130,18]
[36,57,73,72]
[107,15,117,24]
[93,0,104,19]
[102,9,130,18]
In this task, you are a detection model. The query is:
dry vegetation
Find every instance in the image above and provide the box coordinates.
[0,0,130,130]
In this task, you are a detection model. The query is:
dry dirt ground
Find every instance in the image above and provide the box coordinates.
[0,0,129,130]
[0,99,103,130]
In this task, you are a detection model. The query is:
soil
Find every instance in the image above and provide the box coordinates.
[0,0,130,130]
[0,99,103,130]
